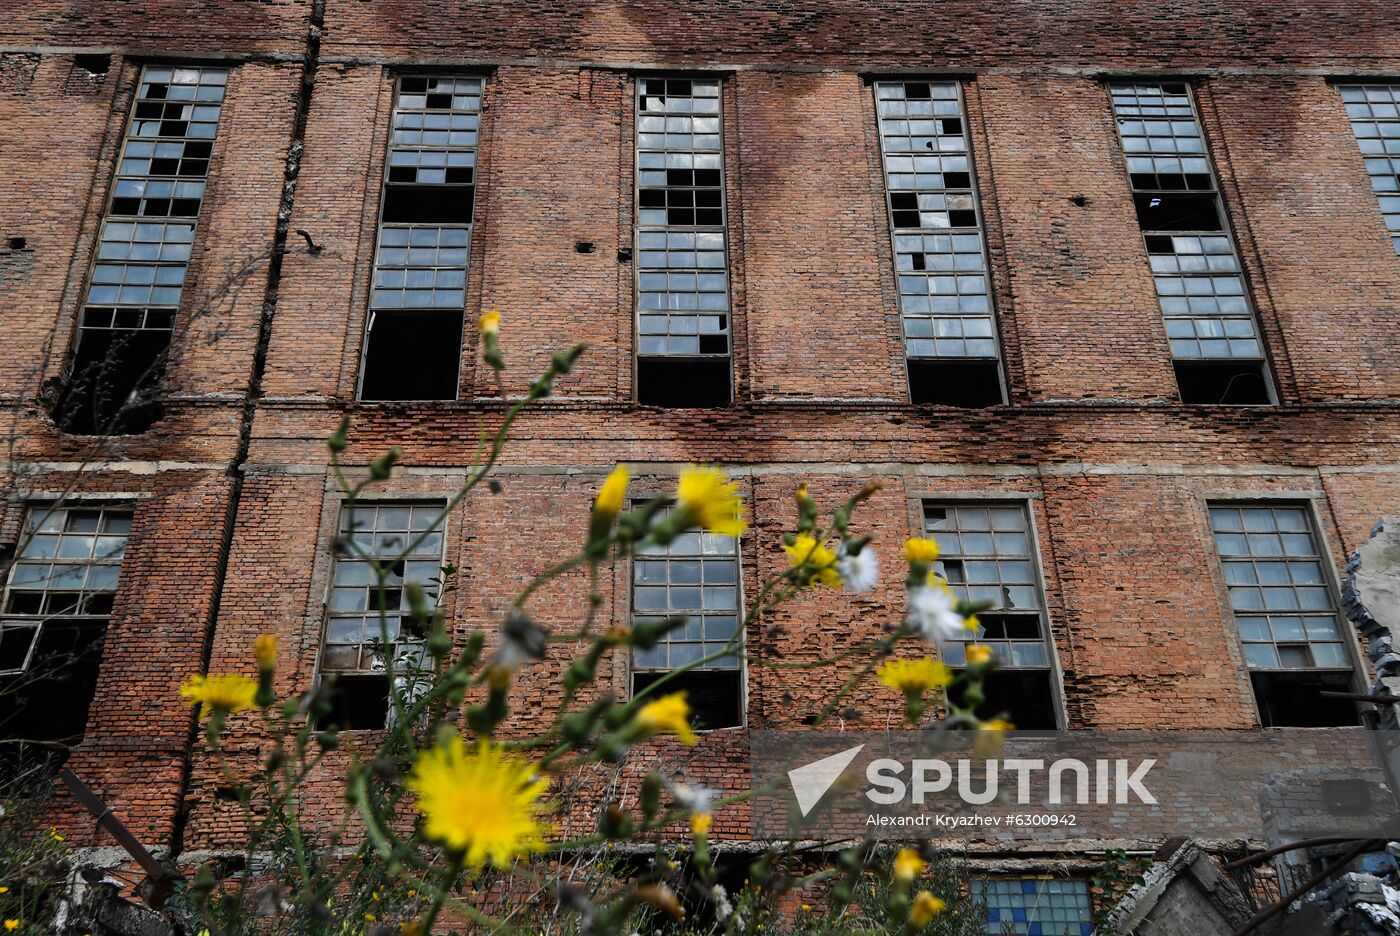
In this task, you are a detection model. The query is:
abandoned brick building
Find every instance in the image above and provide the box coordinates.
[3,0,1400,930]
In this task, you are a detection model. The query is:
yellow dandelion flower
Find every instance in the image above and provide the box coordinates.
[594,464,630,520]
[908,891,946,928]
[690,812,712,836]
[407,736,550,868]
[675,466,747,537]
[0,887,7,894]
[973,718,1015,757]
[634,692,697,745]
[877,658,952,696]
[800,904,812,912]
[965,643,993,666]
[783,534,840,587]
[48,829,64,843]
[903,537,940,564]
[179,673,258,715]
[254,634,278,668]
[4,922,18,932]
[477,310,501,334]
[893,847,926,882]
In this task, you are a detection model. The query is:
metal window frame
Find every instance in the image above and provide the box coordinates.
[871,78,1008,400]
[355,72,485,403]
[917,495,1066,729]
[1335,81,1400,259]
[631,74,736,378]
[0,503,134,676]
[1205,498,1363,681]
[1106,79,1277,399]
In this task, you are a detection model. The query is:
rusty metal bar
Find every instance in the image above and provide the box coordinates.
[58,768,183,907]
[1232,838,1378,936]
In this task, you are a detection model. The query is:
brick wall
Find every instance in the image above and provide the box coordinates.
[1,0,1399,863]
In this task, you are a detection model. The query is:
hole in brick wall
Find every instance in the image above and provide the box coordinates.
[947,669,1058,730]
[636,357,731,408]
[908,359,1004,407]
[320,674,390,731]
[5,236,25,250]
[617,247,633,263]
[0,621,108,748]
[359,310,463,401]
[56,326,171,435]
[1133,192,1222,232]
[74,54,110,77]
[575,241,595,254]
[633,670,742,730]
[1323,779,1373,816]
[1174,361,1272,405]
[381,185,473,225]
[1250,671,1357,728]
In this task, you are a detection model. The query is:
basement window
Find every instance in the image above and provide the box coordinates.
[359,76,481,402]
[56,66,228,435]
[972,877,1094,936]
[633,78,733,407]
[631,511,743,730]
[1110,82,1273,404]
[924,502,1060,730]
[1208,504,1358,727]
[1337,84,1400,258]
[318,503,445,729]
[875,80,1006,406]
[0,507,132,746]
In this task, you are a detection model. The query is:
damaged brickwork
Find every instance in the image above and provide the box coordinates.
[2,0,1400,913]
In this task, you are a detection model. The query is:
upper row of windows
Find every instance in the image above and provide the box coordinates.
[51,70,1400,434]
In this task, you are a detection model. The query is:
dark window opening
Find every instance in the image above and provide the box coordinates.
[1133,192,1222,232]
[74,54,110,77]
[360,310,463,401]
[637,357,730,408]
[0,622,107,747]
[1175,360,1271,405]
[908,359,1003,407]
[56,326,171,435]
[1323,779,1373,816]
[1251,671,1357,728]
[381,185,474,225]
[633,670,742,731]
[321,674,390,731]
[948,670,1058,730]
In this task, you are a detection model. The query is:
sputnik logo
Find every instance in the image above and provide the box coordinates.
[787,744,865,817]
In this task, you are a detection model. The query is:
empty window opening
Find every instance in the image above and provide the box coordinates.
[907,359,1003,408]
[74,54,111,77]
[319,503,445,729]
[1338,84,1400,258]
[972,877,1094,936]
[631,514,743,730]
[1110,83,1272,404]
[56,66,228,435]
[636,357,731,408]
[1175,360,1272,405]
[0,507,132,748]
[924,502,1060,729]
[874,80,1006,406]
[634,77,733,407]
[359,76,481,402]
[1208,504,1358,727]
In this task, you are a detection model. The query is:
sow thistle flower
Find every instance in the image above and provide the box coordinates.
[973,718,1015,757]
[893,847,926,882]
[783,534,840,587]
[478,310,504,370]
[903,537,940,565]
[674,466,747,538]
[837,541,880,594]
[965,643,994,666]
[632,691,698,745]
[253,634,278,669]
[905,579,977,644]
[180,673,259,716]
[407,735,550,868]
[589,464,630,544]
[908,891,947,928]
[877,658,952,696]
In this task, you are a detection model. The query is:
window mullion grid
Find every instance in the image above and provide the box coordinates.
[634,77,732,360]
[1338,83,1400,258]
[874,80,1000,363]
[631,523,740,673]
[1110,82,1266,364]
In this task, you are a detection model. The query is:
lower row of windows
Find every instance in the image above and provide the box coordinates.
[0,499,1362,744]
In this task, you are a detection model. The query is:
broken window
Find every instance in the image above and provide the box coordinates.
[318,503,445,729]
[923,502,1059,729]
[0,506,131,746]
[874,81,1005,407]
[56,66,228,435]
[1337,84,1400,258]
[972,877,1094,936]
[631,511,742,729]
[359,76,480,401]
[1208,504,1358,727]
[634,78,732,407]
[1109,83,1273,404]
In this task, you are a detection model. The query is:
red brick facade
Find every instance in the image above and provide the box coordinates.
[2,0,1400,868]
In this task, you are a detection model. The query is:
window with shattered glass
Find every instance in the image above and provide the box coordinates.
[1337,84,1400,258]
